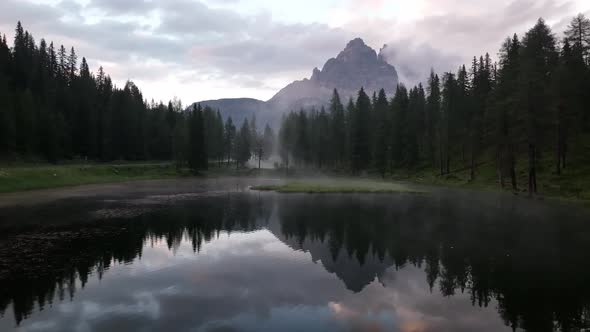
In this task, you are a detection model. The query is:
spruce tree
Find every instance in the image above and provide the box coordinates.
[235,119,251,168]
[329,89,346,166]
[352,88,372,172]
[493,34,521,190]
[373,89,390,177]
[426,71,441,168]
[391,85,409,169]
[224,117,236,166]
[262,124,275,161]
[520,18,558,194]
[188,104,206,171]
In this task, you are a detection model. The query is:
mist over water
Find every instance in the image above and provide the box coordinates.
[1,183,589,332]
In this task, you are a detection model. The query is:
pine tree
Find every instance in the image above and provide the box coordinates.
[329,89,346,166]
[406,85,426,167]
[188,104,206,171]
[345,98,355,168]
[565,14,590,63]
[224,117,236,166]
[67,47,77,86]
[426,71,441,168]
[279,113,296,171]
[262,124,275,161]
[493,34,521,190]
[440,73,457,175]
[235,119,251,168]
[391,84,409,169]
[373,89,390,177]
[12,22,28,89]
[316,107,330,168]
[214,111,225,166]
[352,88,372,172]
[564,14,590,132]
[520,18,558,194]
[294,110,310,165]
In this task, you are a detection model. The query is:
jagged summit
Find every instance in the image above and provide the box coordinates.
[336,38,377,63]
[268,38,398,111]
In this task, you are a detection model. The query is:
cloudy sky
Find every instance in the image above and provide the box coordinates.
[0,0,589,104]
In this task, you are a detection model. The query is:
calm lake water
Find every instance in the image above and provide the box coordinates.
[1,179,590,332]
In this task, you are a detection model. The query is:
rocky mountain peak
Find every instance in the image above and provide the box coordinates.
[336,38,377,63]
[196,38,399,128]
[295,38,398,100]
[311,67,321,81]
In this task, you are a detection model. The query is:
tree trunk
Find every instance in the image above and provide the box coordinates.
[470,145,475,182]
[556,119,562,175]
[562,141,567,169]
[286,156,289,176]
[528,143,537,195]
[446,154,451,175]
[462,144,465,164]
[509,146,517,191]
[439,137,444,176]
[498,148,505,188]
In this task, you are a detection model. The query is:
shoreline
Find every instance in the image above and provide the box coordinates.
[1,163,589,208]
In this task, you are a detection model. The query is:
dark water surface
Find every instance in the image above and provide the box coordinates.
[1,179,590,332]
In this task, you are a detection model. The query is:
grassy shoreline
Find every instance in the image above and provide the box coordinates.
[2,161,589,208]
[0,163,189,193]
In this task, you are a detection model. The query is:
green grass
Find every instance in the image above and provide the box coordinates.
[389,146,590,205]
[0,163,189,193]
[251,179,427,194]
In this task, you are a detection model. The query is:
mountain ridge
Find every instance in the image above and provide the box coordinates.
[192,38,398,127]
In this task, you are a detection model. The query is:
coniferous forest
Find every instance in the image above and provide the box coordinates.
[0,22,275,171]
[278,16,590,195]
[2,17,590,196]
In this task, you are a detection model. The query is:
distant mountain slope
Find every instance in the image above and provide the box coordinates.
[196,98,268,127]
[191,38,398,128]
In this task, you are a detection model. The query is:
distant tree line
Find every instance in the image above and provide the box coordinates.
[0,22,275,171]
[279,15,590,195]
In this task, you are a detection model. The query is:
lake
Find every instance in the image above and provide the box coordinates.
[1,178,589,332]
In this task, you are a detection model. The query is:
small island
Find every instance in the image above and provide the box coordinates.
[251,179,426,194]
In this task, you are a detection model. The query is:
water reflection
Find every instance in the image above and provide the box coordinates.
[1,191,589,331]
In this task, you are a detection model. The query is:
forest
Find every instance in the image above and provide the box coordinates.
[0,22,274,170]
[2,16,590,196]
[278,15,590,195]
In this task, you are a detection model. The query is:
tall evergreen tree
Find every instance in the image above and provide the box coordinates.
[351,88,372,172]
[426,71,441,168]
[493,34,521,190]
[224,117,236,166]
[565,14,590,63]
[406,84,426,167]
[440,73,458,174]
[373,89,390,177]
[235,119,251,168]
[329,89,346,166]
[391,84,409,169]
[519,18,558,194]
[187,104,207,171]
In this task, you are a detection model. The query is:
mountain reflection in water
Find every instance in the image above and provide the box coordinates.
[1,191,589,332]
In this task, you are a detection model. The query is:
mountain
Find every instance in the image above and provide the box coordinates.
[192,38,398,127]
[193,98,269,129]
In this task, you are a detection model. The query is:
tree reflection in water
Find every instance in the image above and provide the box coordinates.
[0,191,589,331]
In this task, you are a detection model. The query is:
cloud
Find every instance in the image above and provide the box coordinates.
[0,0,588,102]
[341,0,583,86]
[380,41,463,87]
[88,0,156,14]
